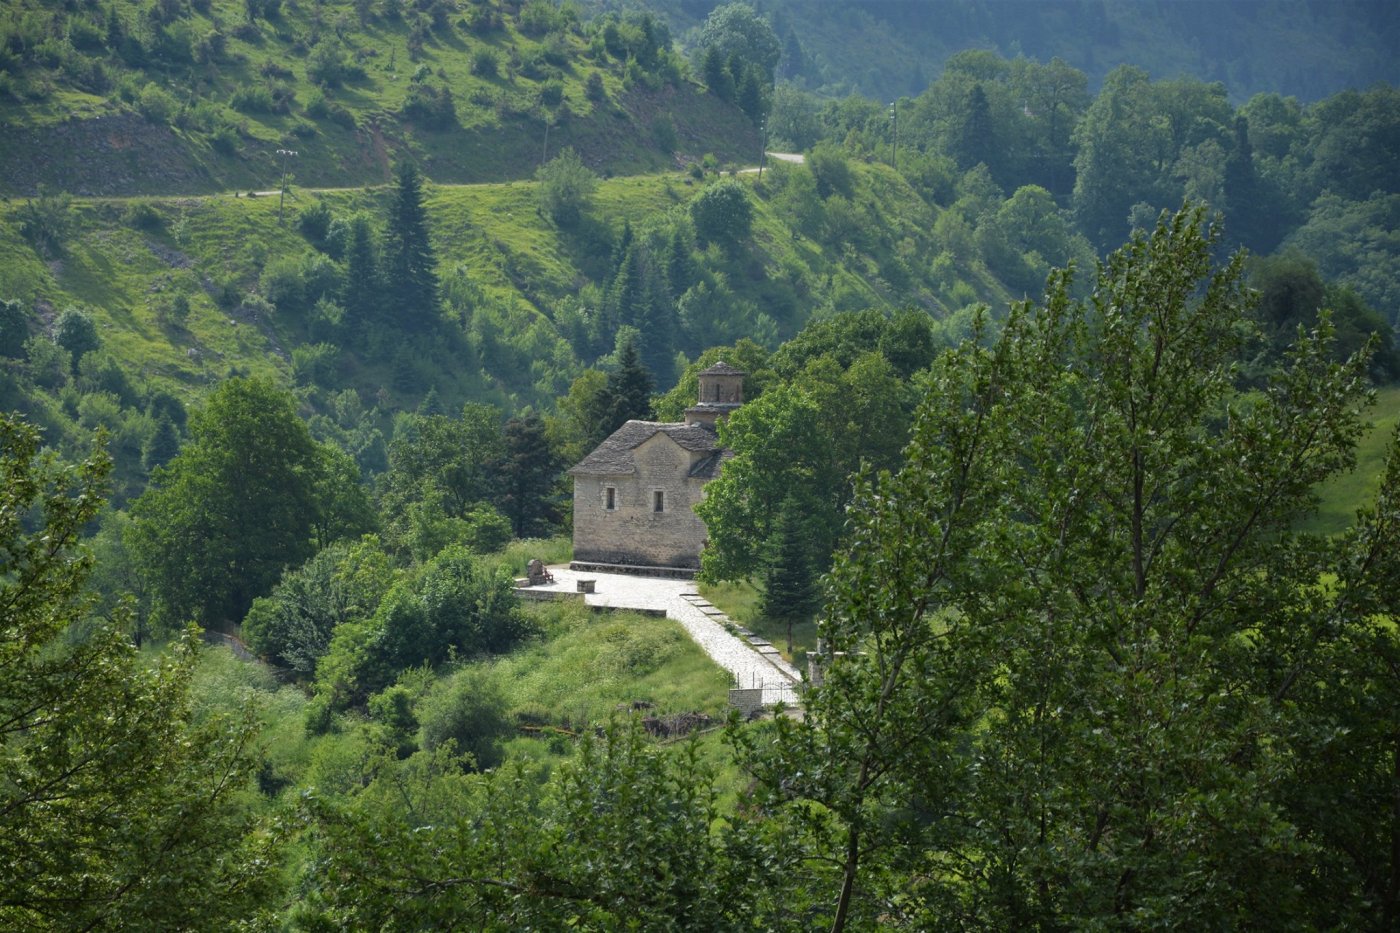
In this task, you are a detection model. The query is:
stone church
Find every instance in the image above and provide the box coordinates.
[568,362,745,575]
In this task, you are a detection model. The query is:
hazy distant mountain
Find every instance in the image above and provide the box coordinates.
[606,0,1400,102]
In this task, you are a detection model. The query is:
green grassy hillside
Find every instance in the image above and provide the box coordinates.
[0,156,1008,416]
[0,0,757,196]
[1302,385,1400,535]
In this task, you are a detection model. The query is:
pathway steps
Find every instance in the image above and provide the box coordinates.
[524,567,801,707]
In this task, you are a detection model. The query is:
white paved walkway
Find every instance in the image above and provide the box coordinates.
[526,567,801,707]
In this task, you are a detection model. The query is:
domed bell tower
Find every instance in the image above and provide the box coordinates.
[684,361,745,429]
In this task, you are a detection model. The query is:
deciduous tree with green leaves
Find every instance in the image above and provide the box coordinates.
[379,403,507,555]
[736,206,1400,930]
[535,147,597,228]
[129,377,373,629]
[0,413,278,929]
[693,3,780,87]
[698,350,910,583]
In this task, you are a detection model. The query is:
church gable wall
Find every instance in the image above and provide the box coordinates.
[571,434,710,569]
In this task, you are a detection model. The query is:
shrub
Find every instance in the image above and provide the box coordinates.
[308,297,344,341]
[307,42,364,87]
[315,547,530,708]
[470,48,497,78]
[806,142,853,199]
[18,187,73,258]
[24,337,67,389]
[400,82,456,129]
[54,307,99,372]
[239,292,276,322]
[298,200,333,247]
[463,4,500,34]
[652,115,676,153]
[292,342,338,388]
[419,668,511,770]
[690,179,753,247]
[306,91,356,128]
[542,34,570,67]
[461,504,513,554]
[155,291,192,327]
[0,299,28,359]
[245,538,394,676]
[518,0,559,37]
[209,122,239,154]
[231,81,294,114]
[76,352,135,404]
[536,147,597,227]
[123,201,163,231]
[538,79,563,108]
[585,71,605,102]
[260,256,305,312]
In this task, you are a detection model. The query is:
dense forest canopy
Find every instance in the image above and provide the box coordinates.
[1,0,1398,928]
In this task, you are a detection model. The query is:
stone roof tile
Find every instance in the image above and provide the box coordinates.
[568,420,721,476]
[699,360,746,376]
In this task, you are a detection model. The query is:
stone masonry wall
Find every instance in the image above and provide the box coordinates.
[572,434,710,568]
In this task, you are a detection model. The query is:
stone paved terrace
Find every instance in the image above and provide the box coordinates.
[521,566,801,708]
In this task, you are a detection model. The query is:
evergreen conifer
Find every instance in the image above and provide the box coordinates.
[384,162,439,331]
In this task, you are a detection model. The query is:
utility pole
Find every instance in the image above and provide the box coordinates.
[276,148,297,225]
[889,100,898,173]
[758,119,768,179]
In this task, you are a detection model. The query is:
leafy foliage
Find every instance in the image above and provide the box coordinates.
[53,306,99,372]
[535,147,597,228]
[0,412,277,929]
[689,178,753,247]
[699,348,913,582]
[737,206,1400,929]
[379,403,507,556]
[242,535,395,675]
[129,377,373,629]
[313,545,530,710]
[300,722,793,929]
[384,162,440,331]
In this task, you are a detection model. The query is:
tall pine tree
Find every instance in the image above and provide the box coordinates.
[498,411,561,537]
[596,338,653,445]
[342,212,380,341]
[607,242,675,385]
[760,495,820,656]
[384,162,439,332]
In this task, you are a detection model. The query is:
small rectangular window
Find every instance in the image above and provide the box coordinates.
[604,486,616,510]
[653,489,665,513]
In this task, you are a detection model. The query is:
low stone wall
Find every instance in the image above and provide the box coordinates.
[569,560,698,580]
[515,586,584,603]
[728,687,766,716]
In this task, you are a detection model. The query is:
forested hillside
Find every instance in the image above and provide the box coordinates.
[0,0,756,194]
[3,1,1399,929]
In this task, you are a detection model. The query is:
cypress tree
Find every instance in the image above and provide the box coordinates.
[417,386,443,416]
[499,411,561,537]
[598,338,653,442]
[760,496,820,656]
[384,162,439,332]
[954,84,997,177]
[737,65,766,123]
[701,46,733,101]
[1224,115,1267,253]
[665,226,695,297]
[142,414,181,473]
[342,213,379,340]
